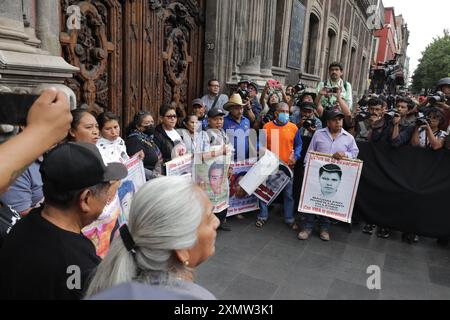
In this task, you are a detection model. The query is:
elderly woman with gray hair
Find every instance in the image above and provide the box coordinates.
[85,176,220,300]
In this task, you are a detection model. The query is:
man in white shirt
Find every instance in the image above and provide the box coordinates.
[202,79,229,113]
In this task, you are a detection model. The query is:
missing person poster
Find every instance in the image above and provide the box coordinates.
[83,156,146,258]
[228,159,260,217]
[299,152,363,223]
[165,154,194,178]
[254,163,293,206]
[193,149,232,213]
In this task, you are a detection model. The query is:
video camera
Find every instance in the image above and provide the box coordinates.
[385,108,400,120]
[415,113,431,127]
[301,117,316,130]
[355,106,371,121]
[237,88,250,104]
[428,91,448,105]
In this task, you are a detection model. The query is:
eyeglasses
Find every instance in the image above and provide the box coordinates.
[165,115,178,119]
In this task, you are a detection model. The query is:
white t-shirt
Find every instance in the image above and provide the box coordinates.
[165,129,183,143]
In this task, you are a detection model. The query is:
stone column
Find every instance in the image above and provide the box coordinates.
[22,0,41,48]
[36,0,62,55]
[260,0,277,78]
[238,0,264,79]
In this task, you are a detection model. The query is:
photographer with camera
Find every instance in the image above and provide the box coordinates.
[411,107,448,150]
[421,78,450,129]
[371,96,416,148]
[352,97,385,142]
[316,62,353,118]
[236,81,262,126]
[256,80,287,130]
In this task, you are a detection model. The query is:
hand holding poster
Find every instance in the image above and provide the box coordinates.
[238,150,279,195]
[228,159,260,217]
[298,152,363,223]
[165,154,193,178]
[253,162,293,206]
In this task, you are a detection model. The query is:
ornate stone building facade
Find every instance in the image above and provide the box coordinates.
[0,0,377,127]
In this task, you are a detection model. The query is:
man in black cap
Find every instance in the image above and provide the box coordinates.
[0,142,127,300]
[192,98,208,131]
[298,109,359,242]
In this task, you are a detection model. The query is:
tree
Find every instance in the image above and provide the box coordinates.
[411,30,450,94]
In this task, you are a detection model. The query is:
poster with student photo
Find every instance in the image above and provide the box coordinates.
[254,162,293,206]
[228,159,260,217]
[193,150,232,213]
[83,156,146,258]
[298,152,363,224]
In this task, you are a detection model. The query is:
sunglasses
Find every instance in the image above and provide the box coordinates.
[165,115,178,119]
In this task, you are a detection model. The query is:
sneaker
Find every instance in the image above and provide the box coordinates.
[298,229,312,240]
[319,230,330,242]
[362,224,375,235]
[377,228,390,239]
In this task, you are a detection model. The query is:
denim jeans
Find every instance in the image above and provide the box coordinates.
[301,213,331,232]
[257,180,295,224]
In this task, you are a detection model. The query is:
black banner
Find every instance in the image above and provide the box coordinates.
[355,142,450,238]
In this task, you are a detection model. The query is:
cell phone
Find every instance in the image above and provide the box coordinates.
[0,92,40,126]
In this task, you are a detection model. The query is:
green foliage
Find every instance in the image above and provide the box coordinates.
[411,30,450,94]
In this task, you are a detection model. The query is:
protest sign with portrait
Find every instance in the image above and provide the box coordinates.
[254,162,293,206]
[83,155,146,258]
[298,152,363,223]
[228,159,259,217]
[193,148,232,213]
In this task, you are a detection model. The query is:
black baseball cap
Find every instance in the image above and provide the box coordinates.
[299,102,316,111]
[325,109,345,120]
[208,108,226,118]
[40,142,128,191]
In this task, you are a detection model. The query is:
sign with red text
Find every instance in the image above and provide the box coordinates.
[299,152,363,223]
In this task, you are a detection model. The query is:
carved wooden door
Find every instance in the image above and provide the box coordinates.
[60,0,205,129]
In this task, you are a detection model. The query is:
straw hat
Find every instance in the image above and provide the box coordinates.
[223,94,246,111]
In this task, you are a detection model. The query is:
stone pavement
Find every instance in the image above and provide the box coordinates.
[196,206,450,300]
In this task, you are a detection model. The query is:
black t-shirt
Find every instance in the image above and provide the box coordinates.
[0,208,101,300]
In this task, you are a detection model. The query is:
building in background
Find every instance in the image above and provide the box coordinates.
[0,0,408,128]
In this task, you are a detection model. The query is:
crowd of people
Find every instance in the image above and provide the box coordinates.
[0,62,449,300]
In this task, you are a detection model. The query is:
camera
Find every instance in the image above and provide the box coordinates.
[356,107,372,121]
[428,91,447,105]
[415,114,431,127]
[302,118,316,130]
[294,82,306,93]
[236,88,250,103]
[325,87,339,94]
[385,109,400,119]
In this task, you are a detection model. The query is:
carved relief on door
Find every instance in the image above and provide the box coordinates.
[60,0,122,117]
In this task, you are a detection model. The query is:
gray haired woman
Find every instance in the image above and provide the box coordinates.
[85,176,220,299]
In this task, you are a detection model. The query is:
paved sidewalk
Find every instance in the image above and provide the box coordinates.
[196,206,450,300]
